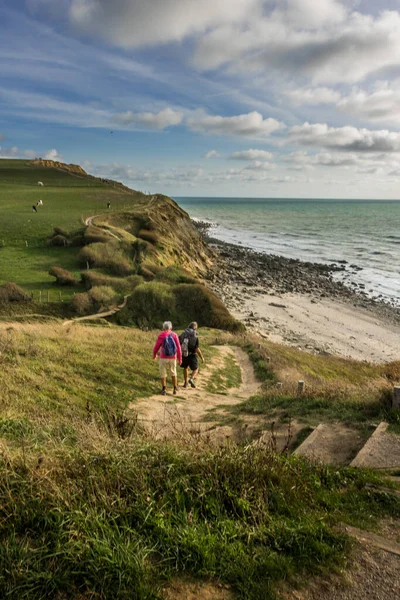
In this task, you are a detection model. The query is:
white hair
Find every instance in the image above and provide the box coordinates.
[162,321,172,331]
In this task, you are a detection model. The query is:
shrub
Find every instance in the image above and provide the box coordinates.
[49,234,71,247]
[173,283,243,331]
[137,265,155,280]
[137,229,159,245]
[88,286,118,308]
[71,292,93,315]
[0,282,30,303]
[155,265,197,285]
[117,282,176,328]
[84,226,112,245]
[49,266,76,286]
[52,226,69,238]
[81,272,144,294]
[78,241,133,276]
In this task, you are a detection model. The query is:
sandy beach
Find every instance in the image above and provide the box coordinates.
[205,238,400,364]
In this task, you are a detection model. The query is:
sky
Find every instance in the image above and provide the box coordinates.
[3,1,400,198]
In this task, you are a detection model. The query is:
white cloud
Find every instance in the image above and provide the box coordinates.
[286,87,341,106]
[0,146,38,159]
[0,145,65,161]
[288,122,400,152]
[230,149,273,160]
[338,83,400,124]
[187,110,283,137]
[69,0,259,48]
[43,148,63,161]
[244,160,276,171]
[204,150,221,158]
[283,0,347,29]
[281,149,400,176]
[193,8,400,86]
[114,108,183,129]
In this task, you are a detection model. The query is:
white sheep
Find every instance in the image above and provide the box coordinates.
[37,181,44,186]
[36,199,43,206]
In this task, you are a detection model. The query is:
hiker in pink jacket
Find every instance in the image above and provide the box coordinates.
[153,321,182,396]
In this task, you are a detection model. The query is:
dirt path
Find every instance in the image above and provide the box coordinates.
[84,214,121,239]
[130,345,260,443]
[62,295,129,327]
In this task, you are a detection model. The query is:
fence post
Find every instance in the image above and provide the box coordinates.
[297,380,305,394]
[59,291,62,302]
[39,290,42,303]
[393,386,400,410]
[47,290,50,303]
[86,261,90,270]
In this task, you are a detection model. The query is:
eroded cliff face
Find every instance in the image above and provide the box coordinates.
[30,159,87,176]
[93,193,213,275]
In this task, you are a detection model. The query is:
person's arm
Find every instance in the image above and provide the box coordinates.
[196,347,205,363]
[174,333,182,364]
[153,335,162,359]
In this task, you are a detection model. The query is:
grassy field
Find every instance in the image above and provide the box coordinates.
[0,159,147,297]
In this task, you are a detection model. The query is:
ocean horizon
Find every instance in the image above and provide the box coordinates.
[174,197,400,305]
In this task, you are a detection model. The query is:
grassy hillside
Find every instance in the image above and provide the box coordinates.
[0,322,399,599]
[0,159,149,297]
[0,159,212,309]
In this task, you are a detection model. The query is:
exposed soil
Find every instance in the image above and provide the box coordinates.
[163,578,234,600]
[130,345,261,444]
[280,542,400,600]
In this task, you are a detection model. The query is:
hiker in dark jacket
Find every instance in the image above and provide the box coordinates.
[153,321,182,396]
[179,321,204,388]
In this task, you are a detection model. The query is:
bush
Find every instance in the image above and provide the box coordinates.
[155,265,197,285]
[52,226,69,238]
[71,292,93,315]
[137,229,159,245]
[88,286,118,308]
[137,265,155,280]
[78,241,133,276]
[0,282,30,303]
[174,284,243,331]
[49,234,71,247]
[49,266,76,286]
[84,226,112,245]
[81,272,144,294]
[117,282,176,328]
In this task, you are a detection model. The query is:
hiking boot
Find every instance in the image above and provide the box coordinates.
[183,382,188,388]
[189,378,196,388]
[173,387,177,395]
[160,389,166,396]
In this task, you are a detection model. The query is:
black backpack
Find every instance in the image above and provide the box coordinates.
[179,328,197,357]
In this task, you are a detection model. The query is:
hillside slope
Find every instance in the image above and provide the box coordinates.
[0,159,212,300]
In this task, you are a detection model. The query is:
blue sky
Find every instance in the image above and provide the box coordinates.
[3,1,400,197]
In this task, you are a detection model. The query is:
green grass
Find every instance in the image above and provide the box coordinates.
[1,438,399,600]
[0,159,147,295]
[233,340,400,429]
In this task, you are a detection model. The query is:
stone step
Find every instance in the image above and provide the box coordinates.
[293,423,366,466]
[350,422,400,469]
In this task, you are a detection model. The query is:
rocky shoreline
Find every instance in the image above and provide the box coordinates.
[193,219,400,359]
[205,238,399,320]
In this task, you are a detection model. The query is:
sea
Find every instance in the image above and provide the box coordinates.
[174,198,400,306]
